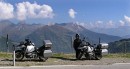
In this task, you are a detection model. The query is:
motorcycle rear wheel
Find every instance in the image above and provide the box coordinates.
[15,51,24,61]
[39,52,48,62]
[85,53,90,60]
[39,56,48,62]
[95,50,102,60]
[95,55,102,60]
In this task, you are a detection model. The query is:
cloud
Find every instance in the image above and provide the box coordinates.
[68,9,77,19]
[124,15,130,23]
[0,1,14,20]
[16,2,54,21]
[107,21,113,26]
[84,20,118,29]
[74,15,130,29]
[16,2,27,21]
[97,21,103,24]
[119,20,125,26]
[95,21,104,28]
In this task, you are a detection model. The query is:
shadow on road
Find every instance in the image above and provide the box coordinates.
[51,56,87,61]
[1,59,12,61]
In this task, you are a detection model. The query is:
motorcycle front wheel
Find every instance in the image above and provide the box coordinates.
[15,51,24,61]
[77,51,83,60]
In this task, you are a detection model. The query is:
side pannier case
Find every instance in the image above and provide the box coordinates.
[100,43,109,55]
[43,40,52,57]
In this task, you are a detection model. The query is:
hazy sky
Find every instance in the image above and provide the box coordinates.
[0,0,130,28]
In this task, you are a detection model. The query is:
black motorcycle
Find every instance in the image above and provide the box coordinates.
[77,38,102,60]
[15,40,52,61]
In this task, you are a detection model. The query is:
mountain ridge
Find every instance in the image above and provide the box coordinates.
[0,20,122,53]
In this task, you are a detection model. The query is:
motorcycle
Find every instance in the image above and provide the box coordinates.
[77,38,108,60]
[15,40,52,61]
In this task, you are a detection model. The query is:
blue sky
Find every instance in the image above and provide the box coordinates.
[0,0,130,27]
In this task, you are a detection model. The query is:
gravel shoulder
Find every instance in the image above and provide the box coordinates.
[0,57,130,66]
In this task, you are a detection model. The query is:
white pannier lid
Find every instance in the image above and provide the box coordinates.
[100,43,108,46]
[44,40,52,48]
[100,43,109,49]
[44,40,52,45]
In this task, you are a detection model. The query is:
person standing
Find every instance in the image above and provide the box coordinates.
[73,34,81,59]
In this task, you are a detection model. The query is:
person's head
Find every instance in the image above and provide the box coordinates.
[25,38,29,42]
[75,34,80,39]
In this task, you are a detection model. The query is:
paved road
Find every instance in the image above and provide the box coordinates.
[0,63,130,69]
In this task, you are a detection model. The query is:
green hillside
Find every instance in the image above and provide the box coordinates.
[27,25,75,53]
[0,36,13,52]
[109,38,130,53]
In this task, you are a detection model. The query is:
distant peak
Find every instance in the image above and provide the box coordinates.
[18,20,26,24]
[47,22,55,26]
[0,20,12,24]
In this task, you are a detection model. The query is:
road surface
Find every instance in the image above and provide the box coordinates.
[0,63,130,69]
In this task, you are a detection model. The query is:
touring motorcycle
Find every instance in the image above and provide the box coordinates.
[77,38,108,60]
[15,40,52,61]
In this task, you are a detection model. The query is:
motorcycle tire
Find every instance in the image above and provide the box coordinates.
[85,53,95,60]
[15,50,24,61]
[39,56,48,62]
[94,49,102,60]
[85,53,94,60]
[39,52,48,62]
[77,52,83,60]
[85,53,90,60]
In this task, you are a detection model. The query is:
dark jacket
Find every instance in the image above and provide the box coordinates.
[73,38,81,50]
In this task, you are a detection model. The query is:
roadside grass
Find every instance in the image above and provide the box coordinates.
[0,52,130,59]
[103,53,130,58]
[0,52,12,59]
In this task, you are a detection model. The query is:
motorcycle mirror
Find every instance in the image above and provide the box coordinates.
[83,37,85,39]
[94,44,96,46]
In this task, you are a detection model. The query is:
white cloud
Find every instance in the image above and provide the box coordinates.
[95,21,104,28]
[16,2,54,21]
[0,1,14,20]
[119,20,125,26]
[124,15,130,23]
[85,20,117,29]
[68,9,77,19]
[106,20,115,28]
[16,2,27,21]
[107,21,113,26]
[97,20,103,23]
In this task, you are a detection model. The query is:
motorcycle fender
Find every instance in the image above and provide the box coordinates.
[44,50,52,57]
[15,50,24,54]
[87,46,93,52]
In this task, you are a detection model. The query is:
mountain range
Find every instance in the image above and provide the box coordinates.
[90,26,130,38]
[0,20,121,53]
